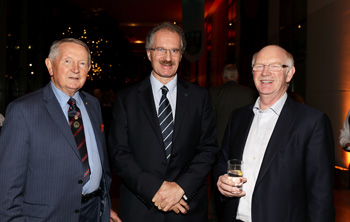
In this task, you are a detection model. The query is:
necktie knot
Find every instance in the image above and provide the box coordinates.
[161,86,169,96]
[68,98,77,109]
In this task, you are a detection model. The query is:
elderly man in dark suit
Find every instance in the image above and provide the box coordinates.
[109,22,218,222]
[214,45,335,222]
[0,38,120,222]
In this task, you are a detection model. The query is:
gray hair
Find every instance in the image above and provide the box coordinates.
[145,22,186,53]
[48,38,91,63]
[223,64,239,81]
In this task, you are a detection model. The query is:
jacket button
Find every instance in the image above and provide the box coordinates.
[75,209,80,213]
[78,180,83,184]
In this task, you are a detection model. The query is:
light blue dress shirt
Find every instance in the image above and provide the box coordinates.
[150,73,177,119]
[50,82,102,194]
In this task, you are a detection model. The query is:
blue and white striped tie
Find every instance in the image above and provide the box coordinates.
[158,86,174,162]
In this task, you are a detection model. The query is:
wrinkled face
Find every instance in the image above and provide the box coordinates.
[146,30,182,84]
[253,45,295,102]
[45,42,90,97]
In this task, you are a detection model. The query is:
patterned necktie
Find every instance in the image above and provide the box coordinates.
[68,98,90,186]
[158,86,174,162]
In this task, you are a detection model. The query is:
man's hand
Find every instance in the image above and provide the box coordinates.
[217,174,247,198]
[169,199,190,214]
[152,181,185,212]
[110,209,122,222]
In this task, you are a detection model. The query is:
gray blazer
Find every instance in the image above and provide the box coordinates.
[0,83,112,222]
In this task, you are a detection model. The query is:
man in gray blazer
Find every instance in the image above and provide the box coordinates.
[210,64,257,149]
[0,38,121,222]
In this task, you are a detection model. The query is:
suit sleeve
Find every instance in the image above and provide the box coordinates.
[175,91,219,199]
[305,113,335,221]
[0,102,29,221]
[109,94,164,207]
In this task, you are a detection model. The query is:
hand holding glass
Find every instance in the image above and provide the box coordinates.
[227,159,243,190]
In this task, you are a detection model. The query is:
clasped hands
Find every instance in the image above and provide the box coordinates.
[152,181,190,214]
[217,174,247,198]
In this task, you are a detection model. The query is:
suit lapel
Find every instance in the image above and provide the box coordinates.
[231,106,255,159]
[80,92,106,165]
[255,97,297,187]
[137,78,164,148]
[43,84,81,159]
[173,79,190,142]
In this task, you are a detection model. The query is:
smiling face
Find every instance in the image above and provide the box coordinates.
[146,29,182,84]
[253,45,295,105]
[45,42,90,97]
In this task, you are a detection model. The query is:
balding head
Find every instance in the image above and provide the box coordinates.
[252,45,294,71]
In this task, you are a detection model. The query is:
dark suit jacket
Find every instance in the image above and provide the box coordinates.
[109,77,218,222]
[213,96,335,222]
[0,83,112,222]
[209,81,257,148]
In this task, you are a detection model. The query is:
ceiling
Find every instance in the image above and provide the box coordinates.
[70,0,217,50]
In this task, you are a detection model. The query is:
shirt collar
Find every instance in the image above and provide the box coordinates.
[50,81,81,108]
[253,92,288,116]
[150,72,177,94]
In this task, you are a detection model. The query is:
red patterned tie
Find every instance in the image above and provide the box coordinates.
[68,98,90,185]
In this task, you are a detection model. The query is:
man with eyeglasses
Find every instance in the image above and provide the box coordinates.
[214,45,335,222]
[109,22,218,221]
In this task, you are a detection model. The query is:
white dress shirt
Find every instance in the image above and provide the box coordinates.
[340,109,350,150]
[236,93,287,222]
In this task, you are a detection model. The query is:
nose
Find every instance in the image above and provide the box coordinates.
[261,65,270,75]
[163,50,172,61]
[71,63,80,73]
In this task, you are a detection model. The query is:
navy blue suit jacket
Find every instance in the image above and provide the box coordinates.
[0,83,112,222]
[214,96,335,222]
[109,77,218,222]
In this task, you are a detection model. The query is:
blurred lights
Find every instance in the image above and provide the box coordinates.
[335,166,349,171]
[59,26,114,81]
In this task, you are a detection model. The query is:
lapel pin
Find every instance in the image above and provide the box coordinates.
[100,124,104,132]
[85,102,89,105]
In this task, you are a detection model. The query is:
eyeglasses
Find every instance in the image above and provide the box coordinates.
[148,47,181,56]
[252,63,289,72]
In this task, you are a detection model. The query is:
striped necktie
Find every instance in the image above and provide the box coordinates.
[68,98,90,185]
[158,86,174,162]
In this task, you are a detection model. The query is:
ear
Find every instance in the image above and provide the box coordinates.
[286,66,295,83]
[146,50,152,62]
[45,58,54,76]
